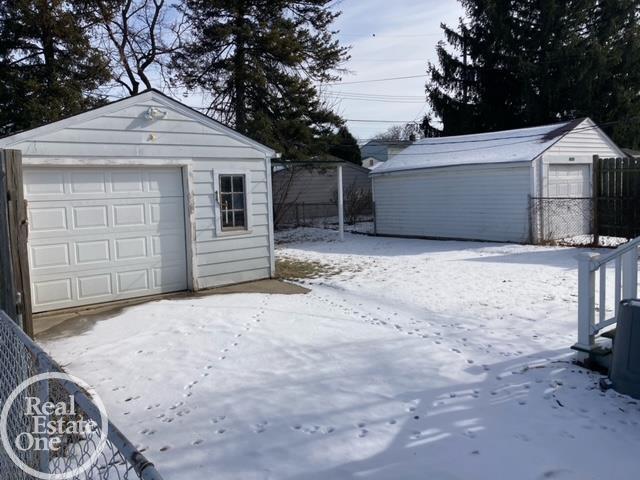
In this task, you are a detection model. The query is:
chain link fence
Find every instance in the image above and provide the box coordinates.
[274,202,374,234]
[0,310,163,480]
[530,197,595,246]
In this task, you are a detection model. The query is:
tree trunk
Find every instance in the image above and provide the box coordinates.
[40,0,56,88]
[233,2,247,133]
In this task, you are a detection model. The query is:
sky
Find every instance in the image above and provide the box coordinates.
[327,0,464,140]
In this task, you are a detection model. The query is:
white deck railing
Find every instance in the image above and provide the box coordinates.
[575,237,640,355]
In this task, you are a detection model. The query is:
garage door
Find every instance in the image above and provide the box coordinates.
[547,164,590,197]
[24,167,188,312]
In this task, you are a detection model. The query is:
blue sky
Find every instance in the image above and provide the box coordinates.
[328,0,463,139]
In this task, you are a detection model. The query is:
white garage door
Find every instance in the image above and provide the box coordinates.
[24,167,188,312]
[545,164,591,239]
[547,164,590,197]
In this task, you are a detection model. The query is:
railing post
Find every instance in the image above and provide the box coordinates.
[38,357,50,473]
[622,247,639,300]
[576,253,598,354]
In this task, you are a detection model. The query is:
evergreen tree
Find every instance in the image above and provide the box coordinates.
[172,0,349,160]
[425,0,640,147]
[0,0,110,133]
[329,126,361,165]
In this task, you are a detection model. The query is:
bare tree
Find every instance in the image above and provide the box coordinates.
[372,123,424,142]
[272,166,302,229]
[94,0,186,95]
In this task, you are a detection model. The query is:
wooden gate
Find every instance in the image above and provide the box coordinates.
[594,156,640,240]
[0,149,33,336]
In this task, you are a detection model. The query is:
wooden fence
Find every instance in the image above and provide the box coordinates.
[0,149,33,336]
[594,156,640,241]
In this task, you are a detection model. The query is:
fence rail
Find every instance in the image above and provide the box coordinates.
[574,236,640,360]
[0,310,164,479]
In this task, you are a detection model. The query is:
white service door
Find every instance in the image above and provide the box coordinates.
[545,163,591,239]
[24,167,188,312]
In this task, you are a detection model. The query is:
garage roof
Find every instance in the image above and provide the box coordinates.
[0,89,277,157]
[371,119,587,175]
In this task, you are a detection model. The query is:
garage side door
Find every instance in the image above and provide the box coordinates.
[547,164,590,197]
[24,167,188,312]
[546,164,591,238]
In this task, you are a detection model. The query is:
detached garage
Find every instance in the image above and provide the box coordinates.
[372,118,624,243]
[0,90,277,313]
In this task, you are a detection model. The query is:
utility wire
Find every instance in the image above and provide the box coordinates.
[321,74,428,86]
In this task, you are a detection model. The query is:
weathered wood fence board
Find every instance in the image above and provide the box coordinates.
[596,156,640,239]
[0,149,33,336]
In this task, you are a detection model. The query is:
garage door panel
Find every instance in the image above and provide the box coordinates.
[115,237,147,260]
[73,206,109,229]
[149,200,184,224]
[113,204,146,226]
[148,170,184,195]
[76,240,110,264]
[69,171,106,194]
[117,270,149,293]
[31,244,70,269]
[25,167,188,312]
[33,278,73,307]
[77,274,112,299]
[24,170,65,196]
[110,170,144,193]
[30,207,68,232]
[152,266,186,289]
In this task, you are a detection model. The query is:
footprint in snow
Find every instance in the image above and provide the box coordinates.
[192,439,204,446]
[358,429,368,438]
[252,421,269,433]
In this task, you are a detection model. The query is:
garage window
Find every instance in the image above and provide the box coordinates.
[219,174,247,230]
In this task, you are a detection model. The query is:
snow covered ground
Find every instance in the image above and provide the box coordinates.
[42,229,640,480]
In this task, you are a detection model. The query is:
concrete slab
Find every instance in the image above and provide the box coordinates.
[35,279,309,340]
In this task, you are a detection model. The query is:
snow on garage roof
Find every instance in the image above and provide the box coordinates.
[371,119,585,174]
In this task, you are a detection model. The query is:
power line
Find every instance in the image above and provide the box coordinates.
[346,118,418,123]
[324,96,425,104]
[322,74,427,86]
[339,32,444,38]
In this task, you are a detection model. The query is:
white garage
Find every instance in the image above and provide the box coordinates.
[0,90,277,313]
[372,118,624,243]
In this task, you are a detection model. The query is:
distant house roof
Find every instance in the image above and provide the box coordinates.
[371,119,590,175]
[362,139,413,148]
[622,148,640,158]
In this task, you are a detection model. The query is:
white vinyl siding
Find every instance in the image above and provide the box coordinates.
[2,92,274,304]
[374,164,532,243]
[273,164,371,205]
[11,103,264,159]
[546,118,623,158]
[192,162,271,289]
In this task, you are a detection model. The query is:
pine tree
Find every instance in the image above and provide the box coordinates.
[0,0,110,133]
[329,126,361,165]
[424,0,640,147]
[172,0,349,160]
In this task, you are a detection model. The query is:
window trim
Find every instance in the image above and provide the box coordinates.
[216,172,251,235]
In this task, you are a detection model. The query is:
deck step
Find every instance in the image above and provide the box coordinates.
[601,328,616,340]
